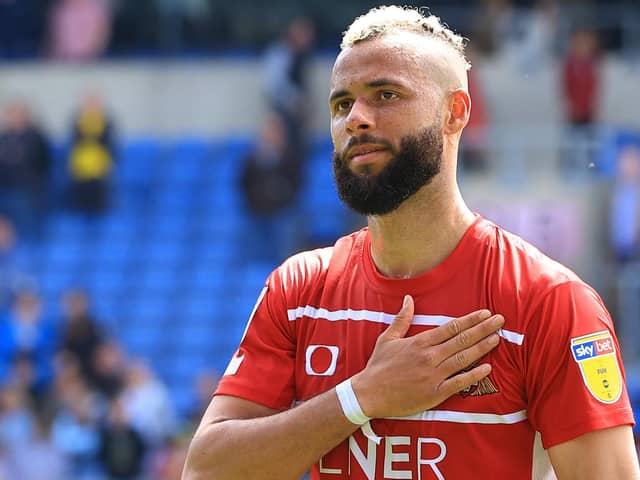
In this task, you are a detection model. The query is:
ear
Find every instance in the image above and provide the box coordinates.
[443,88,470,136]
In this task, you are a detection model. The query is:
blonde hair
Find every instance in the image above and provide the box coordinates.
[341,5,470,70]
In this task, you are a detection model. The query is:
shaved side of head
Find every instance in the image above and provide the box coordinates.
[340,5,470,93]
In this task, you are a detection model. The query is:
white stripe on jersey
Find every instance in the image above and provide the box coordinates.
[498,328,525,345]
[287,306,525,346]
[388,409,528,425]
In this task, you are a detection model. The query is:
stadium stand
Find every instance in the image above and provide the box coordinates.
[5,134,352,422]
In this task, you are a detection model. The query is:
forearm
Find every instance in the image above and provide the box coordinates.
[182,389,359,480]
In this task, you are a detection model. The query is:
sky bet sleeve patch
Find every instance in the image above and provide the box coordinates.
[571,331,622,404]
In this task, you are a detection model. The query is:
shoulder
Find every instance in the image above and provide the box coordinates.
[478,219,592,318]
[482,218,579,287]
[271,229,365,296]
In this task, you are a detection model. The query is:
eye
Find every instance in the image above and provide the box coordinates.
[334,99,353,113]
[379,91,399,101]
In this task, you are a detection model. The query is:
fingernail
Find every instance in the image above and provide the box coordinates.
[403,295,409,308]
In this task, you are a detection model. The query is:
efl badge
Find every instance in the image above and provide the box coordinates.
[571,331,622,404]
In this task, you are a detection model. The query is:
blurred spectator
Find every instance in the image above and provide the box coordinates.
[563,29,601,127]
[511,0,558,73]
[241,113,303,216]
[48,0,112,62]
[240,112,305,261]
[0,383,35,448]
[120,360,176,447]
[51,371,103,480]
[0,216,34,314]
[0,217,18,313]
[149,433,190,480]
[0,101,51,239]
[471,0,517,56]
[4,409,70,480]
[460,46,490,172]
[9,352,52,414]
[561,29,601,174]
[67,91,117,215]
[188,369,219,424]
[0,289,58,391]
[91,339,126,400]
[610,144,640,263]
[59,289,106,389]
[263,16,315,153]
[98,396,146,480]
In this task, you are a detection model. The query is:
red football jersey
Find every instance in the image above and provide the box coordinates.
[216,216,634,479]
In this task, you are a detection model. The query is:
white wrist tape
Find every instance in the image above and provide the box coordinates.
[336,378,370,425]
[336,378,382,445]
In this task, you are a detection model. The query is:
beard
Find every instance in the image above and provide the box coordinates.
[332,124,443,216]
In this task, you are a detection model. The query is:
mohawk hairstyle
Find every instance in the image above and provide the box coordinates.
[341,5,470,70]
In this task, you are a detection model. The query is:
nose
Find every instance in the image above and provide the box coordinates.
[345,98,375,134]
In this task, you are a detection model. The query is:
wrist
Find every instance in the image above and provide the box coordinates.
[347,374,376,419]
[336,378,371,425]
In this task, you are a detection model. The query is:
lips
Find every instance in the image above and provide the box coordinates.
[346,144,388,160]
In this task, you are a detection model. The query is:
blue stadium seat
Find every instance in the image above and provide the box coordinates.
[38,268,82,302]
[121,324,165,357]
[126,296,173,330]
[189,264,226,297]
[44,241,86,267]
[310,135,334,157]
[161,137,212,185]
[216,134,253,160]
[98,214,139,241]
[143,241,185,267]
[180,295,220,323]
[46,214,89,241]
[117,137,162,187]
[95,240,136,265]
[152,187,197,213]
[86,267,128,293]
[92,296,125,330]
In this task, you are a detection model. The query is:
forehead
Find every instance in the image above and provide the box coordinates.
[331,33,443,91]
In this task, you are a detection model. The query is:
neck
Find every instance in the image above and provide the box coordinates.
[366,175,474,279]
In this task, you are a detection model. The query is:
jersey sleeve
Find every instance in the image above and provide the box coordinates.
[214,268,297,410]
[524,281,635,449]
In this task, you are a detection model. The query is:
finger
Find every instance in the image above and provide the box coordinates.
[379,295,414,341]
[437,332,500,378]
[418,309,493,346]
[437,363,493,399]
[435,314,504,360]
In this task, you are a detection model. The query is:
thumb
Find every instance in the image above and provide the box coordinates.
[381,295,414,341]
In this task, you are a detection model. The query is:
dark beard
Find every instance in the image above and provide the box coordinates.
[332,125,443,216]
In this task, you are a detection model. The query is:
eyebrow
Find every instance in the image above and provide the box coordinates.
[329,78,406,103]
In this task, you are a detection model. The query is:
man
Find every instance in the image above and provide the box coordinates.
[0,100,51,238]
[67,91,116,214]
[183,6,638,479]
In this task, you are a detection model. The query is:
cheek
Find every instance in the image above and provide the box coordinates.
[330,120,345,150]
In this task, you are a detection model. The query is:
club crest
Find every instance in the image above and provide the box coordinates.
[457,363,499,397]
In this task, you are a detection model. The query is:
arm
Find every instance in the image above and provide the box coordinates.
[183,390,359,480]
[549,425,640,479]
[182,296,504,480]
[524,282,638,478]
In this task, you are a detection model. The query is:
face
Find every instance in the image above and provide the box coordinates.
[333,125,442,215]
[329,34,445,215]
